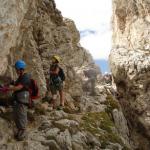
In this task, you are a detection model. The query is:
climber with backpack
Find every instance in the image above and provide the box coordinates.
[48,55,65,110]
[6,60,39,141]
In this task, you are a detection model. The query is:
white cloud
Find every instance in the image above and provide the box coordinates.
[80,30,112,59]
[55,0,112,60]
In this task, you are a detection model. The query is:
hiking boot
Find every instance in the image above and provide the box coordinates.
[57,105,64,110]
[14,130,19,139]
[16,129,27,141]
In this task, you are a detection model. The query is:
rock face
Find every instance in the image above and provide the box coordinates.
[0,0,131,149]
[1,0,99,97]
[110,0,150,149]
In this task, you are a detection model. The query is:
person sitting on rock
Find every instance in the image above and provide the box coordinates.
[48,55,65,110]
[8,60,31,141]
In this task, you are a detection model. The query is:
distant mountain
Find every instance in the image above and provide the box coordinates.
[95,59,110,74]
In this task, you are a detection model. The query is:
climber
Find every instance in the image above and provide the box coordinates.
[103,72,112,85]
[48,55,65,110]
[7,60,31,141]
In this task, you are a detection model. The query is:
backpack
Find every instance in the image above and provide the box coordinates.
[28,79,39,107]
[58,67,65,81]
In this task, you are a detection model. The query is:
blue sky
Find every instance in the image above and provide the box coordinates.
[95,59,110,73]
[55,0,112,72]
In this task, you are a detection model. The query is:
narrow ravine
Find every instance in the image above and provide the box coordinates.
[0,0,149,150]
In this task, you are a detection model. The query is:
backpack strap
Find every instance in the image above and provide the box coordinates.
[29,79,40,99]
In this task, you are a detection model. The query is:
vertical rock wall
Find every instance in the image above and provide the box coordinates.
[110,0,150,149]
[0,0,30,74]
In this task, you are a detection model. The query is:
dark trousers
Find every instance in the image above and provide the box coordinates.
[13,102,28,130]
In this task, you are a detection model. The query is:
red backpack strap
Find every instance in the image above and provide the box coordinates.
[30,79,40,100]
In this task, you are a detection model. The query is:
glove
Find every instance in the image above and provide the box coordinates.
[0,86,10,93]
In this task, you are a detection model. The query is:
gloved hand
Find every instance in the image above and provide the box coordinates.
[0,86,10,93]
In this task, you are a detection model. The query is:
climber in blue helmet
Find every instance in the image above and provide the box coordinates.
[8,60,31,141]
[15,60,26,70]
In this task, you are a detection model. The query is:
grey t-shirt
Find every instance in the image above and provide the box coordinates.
[14,73,31,94]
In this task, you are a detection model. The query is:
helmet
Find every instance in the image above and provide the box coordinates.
[15,60,26,70]
[52,55,60,63]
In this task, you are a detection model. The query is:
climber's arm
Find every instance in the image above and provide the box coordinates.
[9,84,23,92]
[50,67,60,75]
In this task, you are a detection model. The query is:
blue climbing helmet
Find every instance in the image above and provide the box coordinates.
[15,60,26,70]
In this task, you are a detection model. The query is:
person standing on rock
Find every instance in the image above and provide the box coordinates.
[48,55,65,110]
[8,60,31,141]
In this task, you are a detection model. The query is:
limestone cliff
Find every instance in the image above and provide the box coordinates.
[0,0,131,149]
[110,0,150,149]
